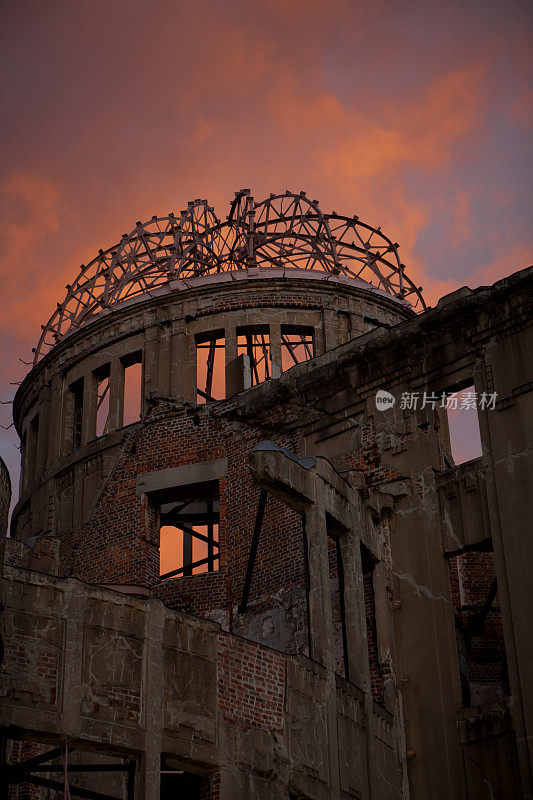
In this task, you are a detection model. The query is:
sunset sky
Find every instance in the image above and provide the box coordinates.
[1,0,531,501]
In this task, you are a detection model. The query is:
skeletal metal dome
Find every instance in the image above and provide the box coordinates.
[33,189,425,364]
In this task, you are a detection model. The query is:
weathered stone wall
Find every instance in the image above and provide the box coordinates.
[3,267,532,800]
[1,566,396,799]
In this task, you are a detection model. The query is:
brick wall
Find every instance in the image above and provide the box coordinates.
[217,631,285,731]
[449,550,508,703]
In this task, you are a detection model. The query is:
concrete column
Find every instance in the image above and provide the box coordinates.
[143,326,160,411]
[305,500,343,800]
[225,326,238,365]
[304,502,334,669]
[81,371,98,444]
[183,326,197,403]
[138,597,164,800]
[314,321,326,358]
[474,359,533,795]
[49,373,64,466]
[170,320,187,399]
[323,309,340,352]
[270,323,282,379]
[61,580,86,739]
[339,528,368,687]
[108,358,124,432]
[36,391,49,478]
[158,323,172,397]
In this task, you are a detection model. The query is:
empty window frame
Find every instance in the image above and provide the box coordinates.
[449,546,509,707]
[281,325,315,371]
[445,384,483,465]
[361,544,384,702]
[95,364,111,438]
[160,489,220,579]
[196,331,225,403]
[67,377,84,451]
[237,326,271,386]
[122,352,143,426]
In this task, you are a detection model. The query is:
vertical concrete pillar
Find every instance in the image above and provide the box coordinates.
[314,321,326,358]
[143,326,160,411]
[170,320,187,400]
[340,502,379,800]
[474,359,533,794]
[304,501,334,669]
[108,358,124,432]
[323,309,339,352]
[183,326,197,403]
[225,326,238,365]
[270,323,282,379]
[138,597,164,800]
[49,373,64,466]
[36,391,49,478]
[339,528,368,687]
[158,322,172,397]
[62,580,86,740]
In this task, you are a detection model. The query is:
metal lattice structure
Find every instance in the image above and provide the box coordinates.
[33,189,425,364]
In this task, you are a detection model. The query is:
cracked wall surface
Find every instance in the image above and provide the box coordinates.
[2,266,532,799]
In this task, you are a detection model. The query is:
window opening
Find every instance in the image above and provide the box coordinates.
[237,326,270,386]
[69,377,84,450]
[123,354,142,426]
[445,384,483,465]
[196,331,225,403]
[95,365,111,438]
[160,490,220,579]
[449,546,509,707]
[281,325,315,371]
[160,758,205,799]
[361,544,384,702]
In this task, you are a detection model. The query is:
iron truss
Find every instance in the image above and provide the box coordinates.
[33,189,425,364]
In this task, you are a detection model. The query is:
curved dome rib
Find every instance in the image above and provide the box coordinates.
[33,190,425,364]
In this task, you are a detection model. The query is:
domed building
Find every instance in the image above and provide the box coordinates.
[1,191,531,800]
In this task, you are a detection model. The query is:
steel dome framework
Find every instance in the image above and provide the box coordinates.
[33,190,425,364]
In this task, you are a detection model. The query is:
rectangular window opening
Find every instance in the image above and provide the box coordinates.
[445,383,483,465]
[361,544,384,702]
[123,353,143,426]
[196,331,225,403]
[95,365,111,438]
[237,326,270,386]
[160,757,205,799]
[159,488,220,580]
[69,377,84,451]
[449,545,509,707]
[281,325,315,372]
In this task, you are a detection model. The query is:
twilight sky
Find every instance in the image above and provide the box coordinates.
[1,0,531,500]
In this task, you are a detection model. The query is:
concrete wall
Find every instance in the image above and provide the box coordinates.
[1,566,399,799]
[3,267,532,800]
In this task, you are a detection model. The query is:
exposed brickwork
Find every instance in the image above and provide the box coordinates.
[200,771,221,800]
[449,550,509,702]
[7,740,47,800]
[363,566,384,702]
[217,632,285,730]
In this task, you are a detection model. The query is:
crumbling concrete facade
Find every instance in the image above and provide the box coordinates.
[1,196,531,799]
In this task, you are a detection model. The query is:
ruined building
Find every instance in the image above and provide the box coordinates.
[1,191,531,799]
